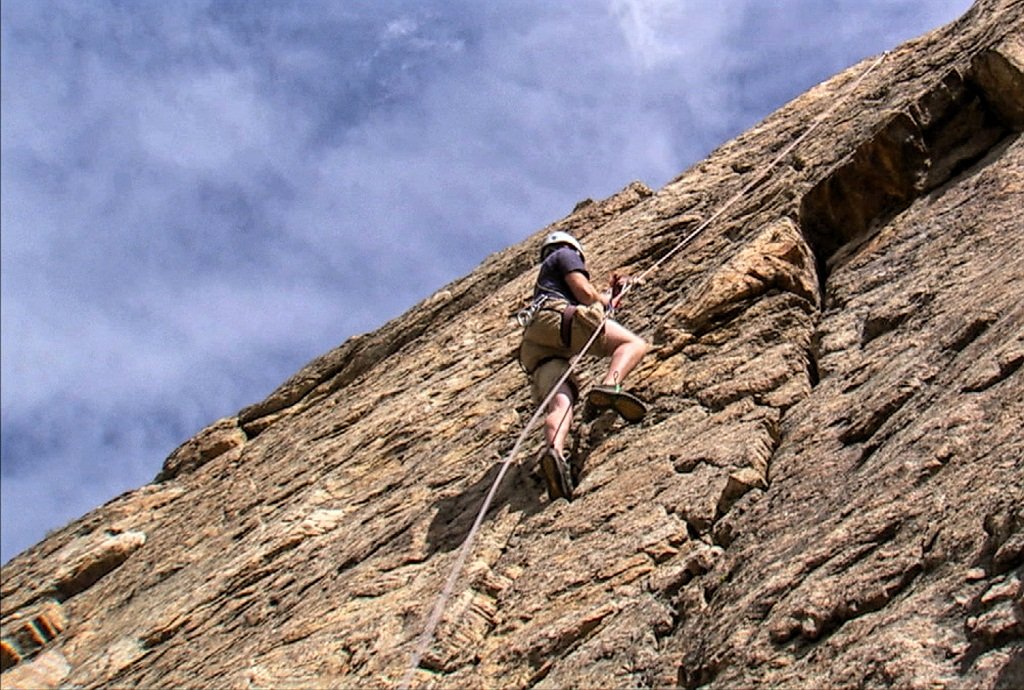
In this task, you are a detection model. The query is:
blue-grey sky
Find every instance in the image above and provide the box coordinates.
[1,0,971,564]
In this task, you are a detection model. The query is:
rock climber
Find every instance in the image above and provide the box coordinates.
[517,230,650,501]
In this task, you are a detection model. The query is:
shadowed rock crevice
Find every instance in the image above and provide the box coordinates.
[0,602,67,673]
[956,505,1024,674]
[800,49,1023,283]
[661,23,1024,689]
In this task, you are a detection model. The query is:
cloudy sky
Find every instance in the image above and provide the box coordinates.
[1,0,971,564]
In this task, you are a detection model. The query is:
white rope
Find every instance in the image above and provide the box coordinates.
[399,322,605,690]
[398,49,889,689]
[634,50,890,288]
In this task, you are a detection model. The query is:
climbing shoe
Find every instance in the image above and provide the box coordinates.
[588,384,647,423]
[540,448,574,501]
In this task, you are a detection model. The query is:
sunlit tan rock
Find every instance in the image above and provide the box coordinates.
[2,2,1021,688]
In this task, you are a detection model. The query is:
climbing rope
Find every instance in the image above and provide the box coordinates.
[399,319,606,689]
[398,49,889,689]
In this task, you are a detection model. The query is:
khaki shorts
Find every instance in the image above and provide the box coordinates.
[530,358,578,405]
[519,300,608,404]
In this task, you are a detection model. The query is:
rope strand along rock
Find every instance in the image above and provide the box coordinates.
[399,49,891,689]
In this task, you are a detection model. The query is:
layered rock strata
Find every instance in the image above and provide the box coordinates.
[2,1,1022,688]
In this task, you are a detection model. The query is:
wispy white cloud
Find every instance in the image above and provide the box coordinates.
[610,1,739,71]
[1,0,972,562]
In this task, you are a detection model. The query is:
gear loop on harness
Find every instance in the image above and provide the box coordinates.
[515,293,550,328]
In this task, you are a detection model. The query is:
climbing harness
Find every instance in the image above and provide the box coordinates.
[399,49,890,690]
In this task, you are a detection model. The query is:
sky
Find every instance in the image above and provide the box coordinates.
[1,0,972,564]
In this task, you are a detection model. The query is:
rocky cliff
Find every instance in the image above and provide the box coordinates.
[3,1,1022,688]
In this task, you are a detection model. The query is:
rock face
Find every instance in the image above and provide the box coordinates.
[3,2,1022,688]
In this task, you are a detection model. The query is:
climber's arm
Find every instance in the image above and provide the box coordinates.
[566,271,611,308]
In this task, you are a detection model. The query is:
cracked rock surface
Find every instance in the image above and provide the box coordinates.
[2,1,1022,688]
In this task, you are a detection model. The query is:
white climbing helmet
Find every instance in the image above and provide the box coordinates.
[540,231,584,261]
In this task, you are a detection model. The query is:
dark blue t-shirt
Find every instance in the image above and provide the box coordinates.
[534,246,589,304]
